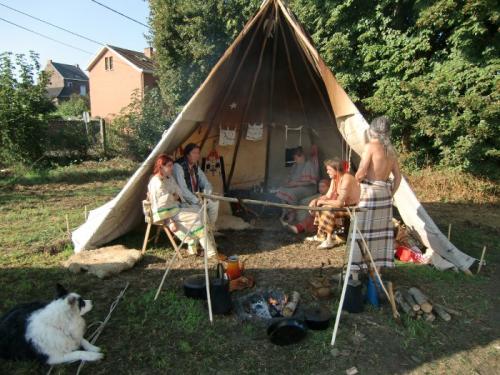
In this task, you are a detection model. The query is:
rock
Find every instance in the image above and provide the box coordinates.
[346,366,358,375]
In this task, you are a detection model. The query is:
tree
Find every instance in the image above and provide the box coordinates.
[0,52,54,165]
[55,94,90,118]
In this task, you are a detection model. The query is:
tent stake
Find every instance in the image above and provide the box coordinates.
[203,198,214,324]
[331,211,357,347]
[65,214,70,239]
[447,223,452,240]
[477,246,487,274]
[84,205,88,220]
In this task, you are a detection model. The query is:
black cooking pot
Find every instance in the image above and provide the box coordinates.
[183,274,207,300]
[304,306,332,330]
[267,318,307,346]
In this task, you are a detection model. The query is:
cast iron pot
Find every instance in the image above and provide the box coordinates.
[183,274,207,300]
[267,318,307,346]
[304,306,332,330]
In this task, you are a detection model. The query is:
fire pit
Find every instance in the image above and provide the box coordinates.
[234,289,294,321]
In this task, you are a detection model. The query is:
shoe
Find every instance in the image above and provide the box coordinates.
[305,235,323,242]
[286,224,299,234]
[317,240,335,249]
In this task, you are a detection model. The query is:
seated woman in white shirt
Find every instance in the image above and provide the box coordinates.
[147,154,218,258]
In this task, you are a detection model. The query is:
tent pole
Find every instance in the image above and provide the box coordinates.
[264,2,279,191]
[203,198,214,324]
[226,7,275,189]
[331,210,357,347]
[289,26,336,127]
[278,15,312,141]
[199,6,270,151]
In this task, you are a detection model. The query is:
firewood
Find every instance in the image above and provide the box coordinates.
[416,310,424,315]
[387,282,400,319]
[434,303,461,317]
[402,290,420,312]
[432,304,451,322]
[394,290,415,318]
[424,312,436,322]
[408,287,433,313]
[282,291,300,317]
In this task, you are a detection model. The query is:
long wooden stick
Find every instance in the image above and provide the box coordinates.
[226,6,274,189]
[198,192,365,213]
[200,4,269,151]
[477,246,487,274]
[331,211,357,346]
[203,198,214,324]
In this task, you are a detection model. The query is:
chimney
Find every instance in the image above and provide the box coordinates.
[144,47,154,59]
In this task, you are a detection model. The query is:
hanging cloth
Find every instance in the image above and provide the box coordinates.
[285,125,303,167]
[219,126,236,146]
[246,122,264,141]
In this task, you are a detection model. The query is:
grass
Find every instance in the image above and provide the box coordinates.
[0,159,498,374]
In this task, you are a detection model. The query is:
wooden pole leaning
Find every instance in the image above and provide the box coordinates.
[330,210,357,347]
[203,197,214,324]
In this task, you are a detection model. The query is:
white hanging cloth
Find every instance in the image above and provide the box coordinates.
[285,125,303,146]
[246,122,264,141]
[219,126,236,146]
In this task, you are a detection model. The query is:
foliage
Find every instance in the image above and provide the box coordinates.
[54,94,90,118]
[109,87,171,159]
[150,0,499,177]
[0,52,54,166]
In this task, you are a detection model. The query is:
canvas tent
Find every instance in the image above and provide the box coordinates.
[73,0,475,271]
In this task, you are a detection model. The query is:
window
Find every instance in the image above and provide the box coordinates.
[104,56,114,71]
[66,81,73,88]
[80,85,86,96]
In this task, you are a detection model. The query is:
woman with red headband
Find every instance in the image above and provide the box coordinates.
[148,154,218,257]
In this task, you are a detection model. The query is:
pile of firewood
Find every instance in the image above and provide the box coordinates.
[394,287,460,322]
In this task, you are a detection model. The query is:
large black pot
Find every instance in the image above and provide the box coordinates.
[304,306,332,330]
[183,274,207,300]
[267,318,307,346]
[210,263,232,315]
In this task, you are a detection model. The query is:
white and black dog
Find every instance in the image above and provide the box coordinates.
[0,284,103,365]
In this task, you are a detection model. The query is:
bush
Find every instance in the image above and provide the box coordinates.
[0,52,54,166]
[55,94,90,118]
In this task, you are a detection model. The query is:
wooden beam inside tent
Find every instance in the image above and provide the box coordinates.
[200,1,271,151]
[264,1,280,190]
[226,5,275,189]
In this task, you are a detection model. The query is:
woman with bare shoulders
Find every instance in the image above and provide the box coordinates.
[353,116,402,274]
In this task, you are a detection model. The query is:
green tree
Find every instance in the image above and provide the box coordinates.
[55,94,90,118]
[0,52,54,165]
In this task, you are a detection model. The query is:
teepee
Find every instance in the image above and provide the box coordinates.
[73,0,475,271]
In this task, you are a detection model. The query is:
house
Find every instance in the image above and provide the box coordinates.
[45,60,89,104]
[87,45,157,119]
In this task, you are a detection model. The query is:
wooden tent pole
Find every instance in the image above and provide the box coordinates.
[199,6,269,151]
[226,7,275,189]
[278,15,312,140]
[288,25,336,127]
[264,2,279,190]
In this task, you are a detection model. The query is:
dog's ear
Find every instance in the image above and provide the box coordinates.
[56,283,68,298]
[67,295,77,307]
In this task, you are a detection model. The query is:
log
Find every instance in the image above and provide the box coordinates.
[402,289,420,312]
[408,287,433,313]
[432,304,451,322]
[434,303,461,317]
[387,282,400,319]
[424,312,436,322]
[282,291,300,317]
[394,290,415,318]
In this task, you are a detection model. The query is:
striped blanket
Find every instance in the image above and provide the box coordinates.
[351,180,394,271]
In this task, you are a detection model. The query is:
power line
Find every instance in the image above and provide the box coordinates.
[0,1,104,46]
[0,16,94,55]
[90,0,150,28]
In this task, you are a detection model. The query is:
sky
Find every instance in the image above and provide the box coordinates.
[0,0,150,74]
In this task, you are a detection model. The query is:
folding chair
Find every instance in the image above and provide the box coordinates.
[141,199,183,257]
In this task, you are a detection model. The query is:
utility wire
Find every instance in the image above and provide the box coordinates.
[0,16,94,55]
[90,0,150,28]
[0,1,104,46]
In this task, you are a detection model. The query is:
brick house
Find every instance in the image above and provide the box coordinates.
[87,45,157,119]
[45,60,89,104]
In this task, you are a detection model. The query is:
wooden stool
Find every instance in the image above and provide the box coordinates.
[141,200,182,257]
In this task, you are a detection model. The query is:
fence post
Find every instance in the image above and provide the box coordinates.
[99,118,107,156]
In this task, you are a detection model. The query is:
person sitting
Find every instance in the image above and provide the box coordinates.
[148,154,218,258]
[308,158,360,249]
[285,179,330,234]
[173,143,219,230]
[276,146,319,223]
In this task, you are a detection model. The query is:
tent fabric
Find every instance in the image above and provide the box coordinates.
[72,0,475,271]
